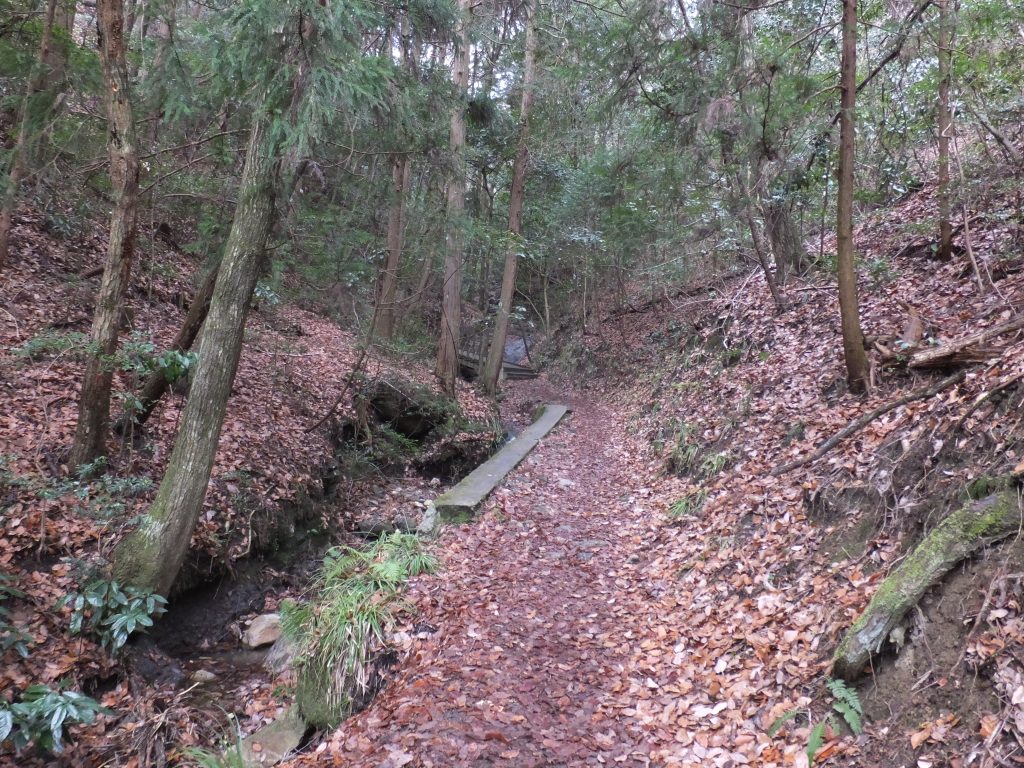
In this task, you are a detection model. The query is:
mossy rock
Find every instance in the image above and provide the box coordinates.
[358,378,458,440]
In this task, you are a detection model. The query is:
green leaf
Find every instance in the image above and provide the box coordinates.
[767,708,801,737]
[0,709,12,741]
[807,720,828,764]
[826,678,863,734]
[832,700,862,735]
[49,706,67,743]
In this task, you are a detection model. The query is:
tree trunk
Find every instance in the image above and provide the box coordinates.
[69,0,142,471]
[936,0,953,261]
[836,0,870,394]
[111,112,282,594]
[114,261,218,434]
[436,0,471,397]
[482,0,537,396]
[30,0,75,167]
[46,1,76,84]
[743,205,787,313]
[374,155,411,341]
[146,0,176,145]
[0,0,60,269]
[765,198,808,283]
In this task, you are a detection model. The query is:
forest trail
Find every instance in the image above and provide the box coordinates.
[308,382,658,767]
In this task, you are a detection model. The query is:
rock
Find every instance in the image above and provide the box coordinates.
[359,378,456,439]
[190,669,218,683]
[243,614,282,649]
[240,706,307,766]
[355,517,397,539]
[417,501,440,536]
[394,515,416,533]
[264,634,298,675]
[557,478,575,489]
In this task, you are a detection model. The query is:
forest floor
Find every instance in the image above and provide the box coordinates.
[2,170,1024,767]
[300,379,660,767]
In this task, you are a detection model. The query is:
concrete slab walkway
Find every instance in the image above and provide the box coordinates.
[430,404,570,524]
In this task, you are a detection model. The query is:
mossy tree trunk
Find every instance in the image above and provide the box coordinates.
[69,0,142,471]
[833,487,1022,680]
[111,113,282,594]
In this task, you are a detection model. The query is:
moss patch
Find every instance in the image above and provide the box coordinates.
[833,486,1022,680]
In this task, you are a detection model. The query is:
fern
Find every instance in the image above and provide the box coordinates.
[826,678,863,735]
[806,720,828,763]
[767,708,802,737]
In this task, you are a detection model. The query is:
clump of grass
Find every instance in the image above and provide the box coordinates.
[668,489,708,520]
[282,533,437,727]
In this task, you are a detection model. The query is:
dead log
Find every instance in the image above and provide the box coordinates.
[833,485,1023,680]
[910,314,1024,369]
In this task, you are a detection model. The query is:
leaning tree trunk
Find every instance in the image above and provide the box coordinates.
[113,261,218,434]
[0,0,60,270]
[836,0,869,394]
[69,0,141,471]
[436,0,471,397]
[743,205,787,313]
[834,487,1022,679]
[374,155,411,341]
[482,0,537,396]
[111,114,281,594]
[935,0,953,262]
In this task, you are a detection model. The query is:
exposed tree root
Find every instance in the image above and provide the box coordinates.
[833,485,1023,680]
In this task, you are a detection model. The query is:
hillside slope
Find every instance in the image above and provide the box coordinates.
[0,205,496,766]
[551,183,1024,764]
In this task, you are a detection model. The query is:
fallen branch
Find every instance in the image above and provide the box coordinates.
[304,344,372,433]
[833,485,1023,680]
[910,314,1024,369]
[771,370,966,476]
[951,371,1024,433]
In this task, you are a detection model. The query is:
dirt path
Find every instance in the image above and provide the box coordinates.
[310,383,659,766]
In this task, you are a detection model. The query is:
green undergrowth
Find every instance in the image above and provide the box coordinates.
[281,533,437,728]
[769,678,863,764]
[668,489,708,520]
